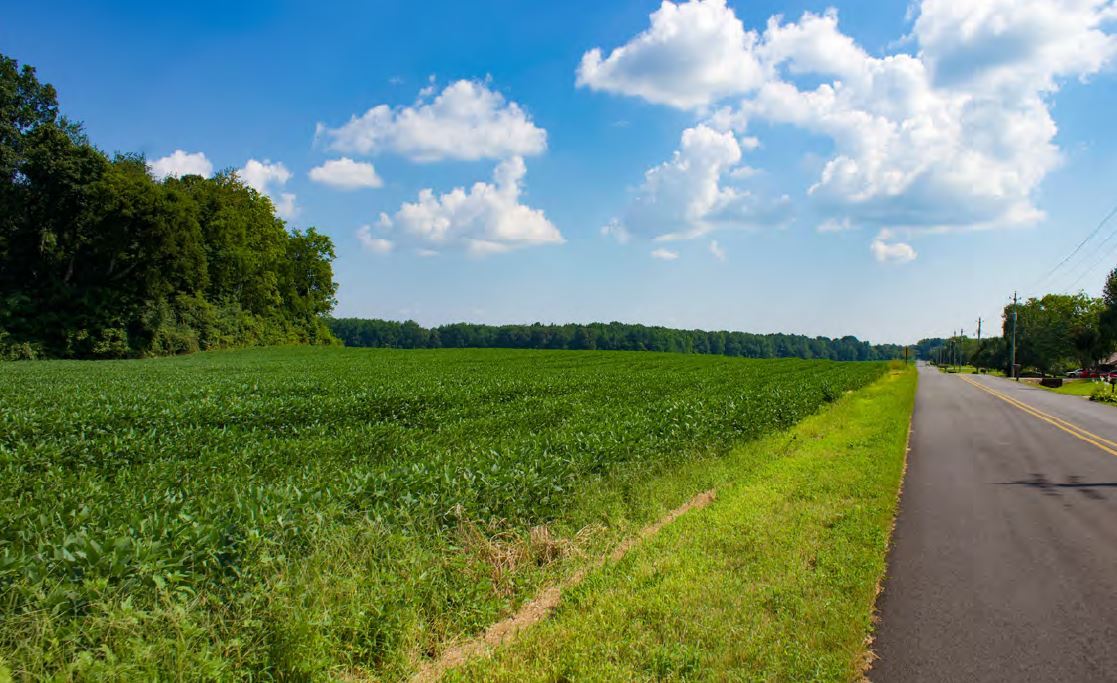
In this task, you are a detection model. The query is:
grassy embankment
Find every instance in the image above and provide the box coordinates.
[448,367,917,681]
[0,347,888,680]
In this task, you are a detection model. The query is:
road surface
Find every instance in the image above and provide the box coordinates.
[871,365,1117,682]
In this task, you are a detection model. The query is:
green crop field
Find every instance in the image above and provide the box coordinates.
[0,347,886,680]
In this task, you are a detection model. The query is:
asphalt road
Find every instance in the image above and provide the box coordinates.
[871,365,1117,682]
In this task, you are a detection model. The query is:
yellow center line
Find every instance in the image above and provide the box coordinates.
[956,374,1117,457]
[964,377,1117,450]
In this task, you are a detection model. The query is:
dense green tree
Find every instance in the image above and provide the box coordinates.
[1004,293,1107,375]
[0,53,337,358]
[1098,267,1117,358]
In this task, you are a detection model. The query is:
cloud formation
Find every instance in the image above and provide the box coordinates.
[239,159,292,193]
[317,80,547,162]
[239,159,298,219]
[583,0,1117,260]
[578,0,764,109]
[374,156,563,256]
[651,248,679,260]
[309,157,383,189]
[914,0,1117,92]
[618,124,791,240]
[148,150,212,180]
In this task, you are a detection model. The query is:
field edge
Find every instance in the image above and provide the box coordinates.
[443,367,918,681]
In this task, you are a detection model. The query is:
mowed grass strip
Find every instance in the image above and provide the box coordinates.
[447,368,917,682]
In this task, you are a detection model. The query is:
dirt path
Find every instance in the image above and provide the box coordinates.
[410,488,717,682]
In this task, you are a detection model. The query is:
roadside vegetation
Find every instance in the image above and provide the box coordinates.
[1089,382,1117,404]
[938,365,1004,376]
[0,347,886,679]
[448,368,917,681]
[1030,379,1101,397]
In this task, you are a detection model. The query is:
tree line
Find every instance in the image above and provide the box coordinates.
[0,53,338,359]
[330,318,906,361]
[915,281,1117,376]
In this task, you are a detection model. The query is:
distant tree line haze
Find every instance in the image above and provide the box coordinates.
[0,54,338,359]
[330,318,906,361]
[916,284,1117,376]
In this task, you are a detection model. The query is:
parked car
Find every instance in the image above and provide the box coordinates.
[1067,369,1083,378]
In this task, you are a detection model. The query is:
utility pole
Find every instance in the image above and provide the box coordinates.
[976,317,983,372]
[1010,291,1019,381]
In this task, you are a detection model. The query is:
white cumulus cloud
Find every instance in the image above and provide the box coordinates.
[375,156,563,255]
[621,124,791,240]
[239,159,298,219]
[309,157,383,189]
[708,239,726,261]
[148,150,212,180]
[738,3,1117,240]
[651,248,680,260]
[239,159,292,193]
[317,79,547,162]
[577,0,765,109]
[588,0,1117,260]
[914,0,1117,93]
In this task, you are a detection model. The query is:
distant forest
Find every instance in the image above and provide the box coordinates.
[330,318,906,361]
[0,54,338,359]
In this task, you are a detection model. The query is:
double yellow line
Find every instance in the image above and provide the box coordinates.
[957,374,1117,457]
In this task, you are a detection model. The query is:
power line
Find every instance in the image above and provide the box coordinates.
[1051,227,1117,292]
[1028,200,1117,294]
[1062,234,1117,292]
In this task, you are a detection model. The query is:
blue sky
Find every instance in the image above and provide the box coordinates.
[4,0,1117,344]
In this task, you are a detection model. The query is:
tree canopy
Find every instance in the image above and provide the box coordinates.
[0,54,338,359]
[329,318,906,361]
[1003,293,1108,375]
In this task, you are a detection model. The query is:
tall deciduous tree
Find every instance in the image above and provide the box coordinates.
[1004,293,1107,375]
[0,52,338,358]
